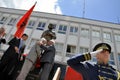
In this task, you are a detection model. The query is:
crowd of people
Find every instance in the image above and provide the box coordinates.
[0,24,56,80]
[0,24,120,80]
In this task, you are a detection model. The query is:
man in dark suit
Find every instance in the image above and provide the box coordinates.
[35,24,56,80]
[38,40,56,80]
[16,40,56,80]
[0,33,28,80]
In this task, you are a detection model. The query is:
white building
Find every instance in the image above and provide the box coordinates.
[0,7,120,72]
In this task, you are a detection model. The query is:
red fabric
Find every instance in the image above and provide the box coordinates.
[22,53,28,57]
[35,57,41,68]
[64,66,83,80]
[14,2,36,38]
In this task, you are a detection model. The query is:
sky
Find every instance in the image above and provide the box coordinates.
[0,0,120,24]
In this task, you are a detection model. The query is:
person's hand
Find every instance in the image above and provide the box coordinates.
[15,46,19,53]
[37,40,43,45]
[41,38,47,45]
[49,39,55,45]
[42,40,47,44]
[20,56,23,61]
[90,49,103,58]
[37,38,47,45]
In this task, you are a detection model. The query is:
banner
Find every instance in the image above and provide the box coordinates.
[14,2,37,38]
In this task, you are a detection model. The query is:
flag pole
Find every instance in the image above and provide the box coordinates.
[35,1,37,5]
[82,0,85,18]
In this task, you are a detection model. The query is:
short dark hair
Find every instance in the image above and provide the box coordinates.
[22,33,28,37]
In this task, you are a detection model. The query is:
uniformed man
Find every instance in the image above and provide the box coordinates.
[67,43,120,80]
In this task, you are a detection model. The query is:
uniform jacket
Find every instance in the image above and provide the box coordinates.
[40,45,56,63]
[67,53,120,80]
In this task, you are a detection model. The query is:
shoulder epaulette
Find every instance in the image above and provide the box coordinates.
[83,52,91,60]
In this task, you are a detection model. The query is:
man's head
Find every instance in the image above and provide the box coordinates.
[40,38,47,45]
[93,43,111,64]
[0,27,5,35]
[21,34,28,41]
[48,24,54,30]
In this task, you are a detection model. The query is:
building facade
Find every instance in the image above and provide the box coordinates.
[0,7,120,71]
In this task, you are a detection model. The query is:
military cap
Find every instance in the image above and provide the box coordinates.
[93,43,111,53]
[48,24,54,29]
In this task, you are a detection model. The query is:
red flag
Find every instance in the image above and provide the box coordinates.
[14,2,37,38]
[64,66,83,80]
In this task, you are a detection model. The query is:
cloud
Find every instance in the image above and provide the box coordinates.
[0,0,7,7]
[13,0,22,9]
[0,0,62,14]
[54,3,62,14]
[19,0,62,14]
[0,0,15,8]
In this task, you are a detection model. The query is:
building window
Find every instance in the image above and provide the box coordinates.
[27,20,35,28]
[115,34,120,42]
[58,25,67,34]
[92,58,97,62]
[79,47,88,53]
[69,26,78,35]
[110,52,114,60]
[55,43,63,53]
[103,32,112,42]
[36,22,46,30]
[0,16,7,24]
[81,28,89,38]
[66,45,76,53]
[109,52,115,65]
[7,18,17,26]
[92,30,100,38]
[28,39,38,49]
[66,45,76,57]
